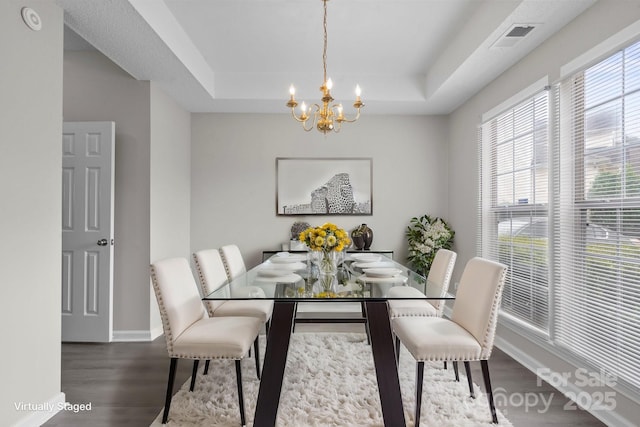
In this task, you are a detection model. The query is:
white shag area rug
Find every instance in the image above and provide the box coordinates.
[150,333,512,427]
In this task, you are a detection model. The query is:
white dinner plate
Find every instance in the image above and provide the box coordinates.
[254,273,302,283]
[353,261,396,269]
[350,253,382,262]
[270,256,306,264]
[262,261,306,271]
[257,269,295,277]
[362,268,403,278]
[356,274,408,284]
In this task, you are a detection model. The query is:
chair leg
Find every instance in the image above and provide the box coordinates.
[204,360,210,375]
[361,302,371,344]
[481,360,498,424]
[464,361,475,398]
[189,360,200,391]
[291,302,298,333]
[444,361,447,370]
[265,319,271,337]
[453,361,460,381]
[162,358,178,424]
[395,335,401,363]
[415,361,424,427]
[254,335,261,380]
[235,360,246,427]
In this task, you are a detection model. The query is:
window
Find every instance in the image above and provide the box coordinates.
[480,90,550,331]
[554,39,640,391]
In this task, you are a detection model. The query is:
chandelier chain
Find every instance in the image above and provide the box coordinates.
[322,0,328,84]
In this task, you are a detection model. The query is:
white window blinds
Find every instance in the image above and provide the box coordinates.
[480,90,550,331]
[553,40,640,391]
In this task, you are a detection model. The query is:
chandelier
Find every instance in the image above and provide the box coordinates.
[286,0,364,134]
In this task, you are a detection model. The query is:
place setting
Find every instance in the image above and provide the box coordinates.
[356,267,408,284]
[255,252,306,282]
[345,253,407,283]
[268,251,307,263]
[255,269,303,283]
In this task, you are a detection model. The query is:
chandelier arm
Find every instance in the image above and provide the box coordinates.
[289,108,307,123]
[335,107,361,124]
[301,104,321,132]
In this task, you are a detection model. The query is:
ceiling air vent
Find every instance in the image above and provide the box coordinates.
[491,24,536,49]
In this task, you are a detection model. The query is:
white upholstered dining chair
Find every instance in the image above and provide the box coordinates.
[387,248,457,319]
[387,249,457,372]
[193,248,273,335]
[219,244,247,280]
[392,257,507,425]
[150,257,262,426]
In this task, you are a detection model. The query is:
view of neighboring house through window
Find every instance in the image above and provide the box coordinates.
[554,39,640,392]
[481,38,640,395]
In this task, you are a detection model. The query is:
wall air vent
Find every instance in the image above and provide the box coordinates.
[491,24,536,49]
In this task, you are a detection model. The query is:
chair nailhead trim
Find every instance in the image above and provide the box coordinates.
[171,354,245,360]
[479,265,508,359]
[150,265,175,355]
[218,247,235,281]
[193,254,216,317]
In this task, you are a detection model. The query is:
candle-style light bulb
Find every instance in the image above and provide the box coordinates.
[289,85,296,96]
[355,84,362,97]
[326,78,333,90]
[337,104,344,118]
[300,101,307,116]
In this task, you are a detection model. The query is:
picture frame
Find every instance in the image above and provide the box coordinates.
[276,157,372,216]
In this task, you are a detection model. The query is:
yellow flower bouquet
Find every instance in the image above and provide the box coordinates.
[298,222,351,253]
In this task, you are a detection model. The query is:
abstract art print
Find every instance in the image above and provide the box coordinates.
[276,157,372,216]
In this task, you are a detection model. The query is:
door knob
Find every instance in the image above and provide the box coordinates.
[97,239,108,246]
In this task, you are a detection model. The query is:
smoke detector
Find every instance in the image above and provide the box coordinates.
[491,24,536,49]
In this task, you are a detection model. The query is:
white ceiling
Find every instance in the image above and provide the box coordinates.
[56,0,596,115]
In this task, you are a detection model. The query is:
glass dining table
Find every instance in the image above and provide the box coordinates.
[203,252,454,427]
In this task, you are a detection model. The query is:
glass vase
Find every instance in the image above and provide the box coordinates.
[314,250,340,296]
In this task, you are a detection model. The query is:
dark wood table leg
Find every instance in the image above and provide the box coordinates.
[365,301,407,426]
[253,301,296,427]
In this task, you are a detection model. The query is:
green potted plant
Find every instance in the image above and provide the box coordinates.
[406,215,454,277]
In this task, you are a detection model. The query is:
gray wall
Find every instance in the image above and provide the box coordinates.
[448,1,640,424]
[190,113,450,267]
[0,1,64,425]
[150,82,192,333]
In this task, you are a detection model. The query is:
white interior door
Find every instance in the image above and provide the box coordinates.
[61,121,115,342]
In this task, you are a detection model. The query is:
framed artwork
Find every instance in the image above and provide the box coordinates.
[276,157,372,216]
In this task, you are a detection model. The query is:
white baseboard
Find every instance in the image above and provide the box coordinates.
[12,392,65,427]
[112,327,162,342]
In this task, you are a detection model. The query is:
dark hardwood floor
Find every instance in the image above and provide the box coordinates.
[44,318,606,427]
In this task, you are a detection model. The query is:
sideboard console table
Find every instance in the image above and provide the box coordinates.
[262,248,394,262]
